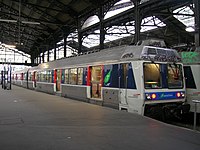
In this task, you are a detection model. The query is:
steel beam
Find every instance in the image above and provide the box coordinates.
[134,0,141,44]
[99,6,105,50]
[64,35,67,57]
[194,0,200,47]
[54,42,57,60]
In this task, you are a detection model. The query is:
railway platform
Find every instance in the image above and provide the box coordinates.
[0,85,200,150]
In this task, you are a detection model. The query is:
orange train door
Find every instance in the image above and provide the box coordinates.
[56,69,61,91]
[90,66,103,99]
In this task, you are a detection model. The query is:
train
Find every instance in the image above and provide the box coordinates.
[11,40,190,120]
[180,51,200,113]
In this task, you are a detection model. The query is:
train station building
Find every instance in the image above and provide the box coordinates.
[0,0,200,150]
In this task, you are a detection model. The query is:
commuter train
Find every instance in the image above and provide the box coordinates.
[181,51,200,113]
[12,40,190,120]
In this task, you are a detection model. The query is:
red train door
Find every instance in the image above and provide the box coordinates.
[55,69,61,91]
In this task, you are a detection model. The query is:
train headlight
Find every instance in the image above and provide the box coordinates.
[151,93,157,99]
[145,94,151,100]
[176,92,185,98]
[181,92,185,98]
[176,92,181,98]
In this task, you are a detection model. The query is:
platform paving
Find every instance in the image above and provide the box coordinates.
[0,85,200,150]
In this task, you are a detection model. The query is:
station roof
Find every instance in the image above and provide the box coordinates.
[0,0,194,58]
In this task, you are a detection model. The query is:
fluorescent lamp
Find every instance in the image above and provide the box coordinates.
[185,26,195,32]
[4,44,16,48]
[21,21,40,25]
[0,19,17,23]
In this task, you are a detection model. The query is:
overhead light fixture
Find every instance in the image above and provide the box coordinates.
[21,21,40,25]
[2,44,16,48]
[0,19,17,23]
[6,45,16,48]
[185,26,195,32]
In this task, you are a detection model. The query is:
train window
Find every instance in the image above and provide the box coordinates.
[61,69,65,84]
[37,72,40,82]
[83,67,88,85]
[78,68,83,85]
[127,63,136,89]
[69,68,77,84]
[41,71,47,82]
[91,66,102,98]
[119,63,136,89]
[52,70,54,83]
[160,64,168,88]
[28,72,32,81]
[23,72,27,80]
[104,64,119,88]
[144,63,161,89]
[48,70,52,83]
[65,69,69,84]
[183,66,196,89]
[167,64,183,89]
[147,48,157,55]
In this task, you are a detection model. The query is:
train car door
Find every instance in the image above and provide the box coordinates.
[56,69,61,91]
[90,66,103,99]
[119,63,129,106]
[33,71,37,88]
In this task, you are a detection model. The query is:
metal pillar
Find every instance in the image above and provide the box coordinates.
[42,50,45,63]
[64,35,67,57]
[194,0,200,47]
[99,6,105,50]
[38,48,41,64]
[134,0,141,44]
[54,42,57,60]
[31,54,35,66]
[78,31,82,53]
[39,54,41,64]
[47,45,49,62]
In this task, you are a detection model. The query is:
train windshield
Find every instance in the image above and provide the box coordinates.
[167,64,183,88]
[144,63,183,89]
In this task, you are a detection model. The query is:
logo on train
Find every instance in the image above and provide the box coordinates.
[121,53,134,59]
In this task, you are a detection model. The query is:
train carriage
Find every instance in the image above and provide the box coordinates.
[181,51,200,113]
[12,68,29,87]
[12,40,190,119]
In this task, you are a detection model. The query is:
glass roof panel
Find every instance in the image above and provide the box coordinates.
[173,6,194,28]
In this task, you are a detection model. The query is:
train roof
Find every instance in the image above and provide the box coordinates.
[32,44,181,70]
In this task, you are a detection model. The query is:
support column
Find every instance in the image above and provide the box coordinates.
[42,50,45,63]
[194,0,200,47]
[47,45,49,62]
[31,54,35,66]
[78,31,83,53]
[39,55,41,64]
[99,6,105,50]
[39,48,41,64]
[54,42,57,60]
[77,17,83,54]
[64,35,67,57]
[134,0,141,44]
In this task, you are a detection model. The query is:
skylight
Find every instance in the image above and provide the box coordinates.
[173,6,194,31]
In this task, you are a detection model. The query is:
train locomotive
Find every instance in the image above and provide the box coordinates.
[12,40,190,120]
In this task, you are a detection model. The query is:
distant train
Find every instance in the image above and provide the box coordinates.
[11,40,190,120]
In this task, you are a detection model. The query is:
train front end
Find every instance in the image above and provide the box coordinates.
[141,46,190,120]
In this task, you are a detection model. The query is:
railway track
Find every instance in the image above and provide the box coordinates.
[165,113,200,131]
